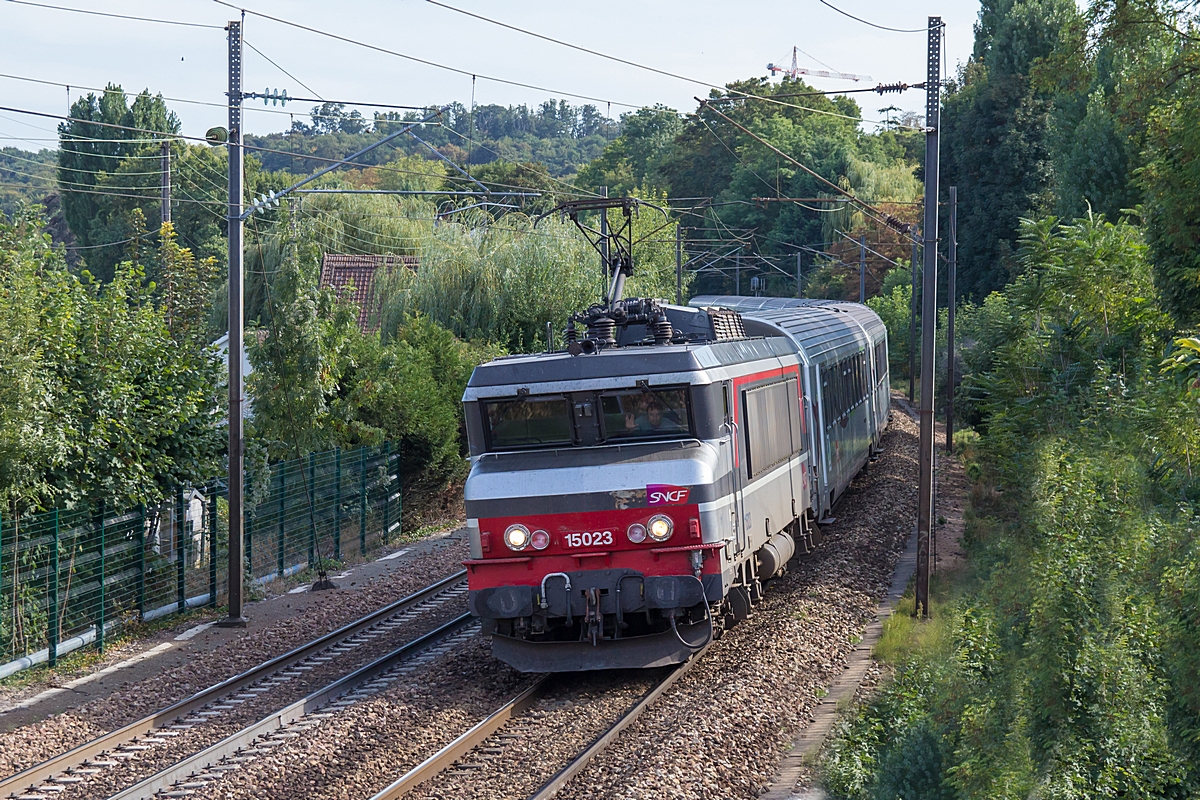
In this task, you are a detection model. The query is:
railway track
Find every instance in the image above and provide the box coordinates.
[369,643,710,800]
[0,570,470,800]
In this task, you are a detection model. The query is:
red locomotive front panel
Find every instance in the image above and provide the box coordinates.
[464,505,720,672]
[466,504,717,583]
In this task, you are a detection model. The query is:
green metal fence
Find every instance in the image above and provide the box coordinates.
[0,443,400,670]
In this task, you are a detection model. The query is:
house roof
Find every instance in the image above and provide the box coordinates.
[319,254,418,334]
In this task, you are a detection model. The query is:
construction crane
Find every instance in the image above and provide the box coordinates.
[767,46,870,82]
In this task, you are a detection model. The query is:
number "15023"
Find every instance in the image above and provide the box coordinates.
[565,531,613,548]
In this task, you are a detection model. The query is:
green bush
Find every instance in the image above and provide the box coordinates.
[823,213,1200,799]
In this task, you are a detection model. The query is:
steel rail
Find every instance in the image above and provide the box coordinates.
[368,643,709,800]
[0,569,468,797]
[367,675,553,800]
[108,614,475,800]
[527,644,709,800]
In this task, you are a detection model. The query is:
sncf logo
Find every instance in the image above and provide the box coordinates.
[647,484,690,506]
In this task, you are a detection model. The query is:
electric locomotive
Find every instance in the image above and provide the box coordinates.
[461,294,889,673]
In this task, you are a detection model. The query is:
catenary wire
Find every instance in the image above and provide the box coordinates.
[0,71,425,124]
[1,149,167,176]
[699,99,920,245]
[814,0,926,33]
[0,106,569,199]
[243,39,324,100]
[695,117,783,200]
[210,0,641,109]
[0,178,226,207]
[4,0,224,28]
[421,0,920,130]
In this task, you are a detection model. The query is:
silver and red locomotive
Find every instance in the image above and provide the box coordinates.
[460,292,889,672]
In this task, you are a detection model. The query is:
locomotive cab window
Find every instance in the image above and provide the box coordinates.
[483,396,573,449]
[600,387,691,442]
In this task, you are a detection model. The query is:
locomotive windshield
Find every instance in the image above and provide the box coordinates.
[482,386,692,451]
[484,396,574,449]
[600,387,689,441]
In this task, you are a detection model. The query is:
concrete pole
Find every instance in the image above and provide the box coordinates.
[220,18,247,628]
[915,16,943,619]
[796,251,802,298]
[909,231,918,403]
[946,186,957,452]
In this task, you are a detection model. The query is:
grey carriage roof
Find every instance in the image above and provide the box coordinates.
[689,296,885,365]
[465,335,797,391]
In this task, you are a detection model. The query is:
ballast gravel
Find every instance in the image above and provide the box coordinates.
[180,634,535,800]
[410,670,664,800]
[0,534,469,784]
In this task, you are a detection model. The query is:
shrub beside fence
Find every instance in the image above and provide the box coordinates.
[0,443,399,671]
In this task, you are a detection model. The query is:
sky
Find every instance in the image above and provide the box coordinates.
[1,0,984,148]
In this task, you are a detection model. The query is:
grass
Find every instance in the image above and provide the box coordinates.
[873,575,961,667]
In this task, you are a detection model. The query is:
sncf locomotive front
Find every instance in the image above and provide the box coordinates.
[461,301,810,672]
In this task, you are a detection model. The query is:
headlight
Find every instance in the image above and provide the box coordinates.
[504,524,531,551]
[626,523,647,544]
[647,514,673,542]
[530,529,550,550]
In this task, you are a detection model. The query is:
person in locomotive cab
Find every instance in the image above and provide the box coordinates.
[623,398,684,434]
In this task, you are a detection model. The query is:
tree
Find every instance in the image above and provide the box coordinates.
[245,243,359,461]
[0,206,223,513]
[57,85,180,280]
[940,0,1077,301]
[576,105,683,195]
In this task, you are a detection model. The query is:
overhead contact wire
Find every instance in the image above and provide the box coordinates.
[210,0,640,109]
[4,0,223,28]
[422,0,920,129]
[814,0,926,33]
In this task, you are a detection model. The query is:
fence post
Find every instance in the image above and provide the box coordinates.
[359,446,367,556]
[277,461,286,580]
[137,503,146,618]
[307,453,316,568]
[176,488,186,613]
[334,448,342,561]
[97,502,106,653]
[48,508,59,668]
[383,442,391,545]
[208,488,218,608]
[244,474,253,578]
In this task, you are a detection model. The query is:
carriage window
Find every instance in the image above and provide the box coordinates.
[484,396,573,449]
[601,387,691,441]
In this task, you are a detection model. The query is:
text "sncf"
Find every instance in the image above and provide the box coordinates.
[647,484,690,506]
